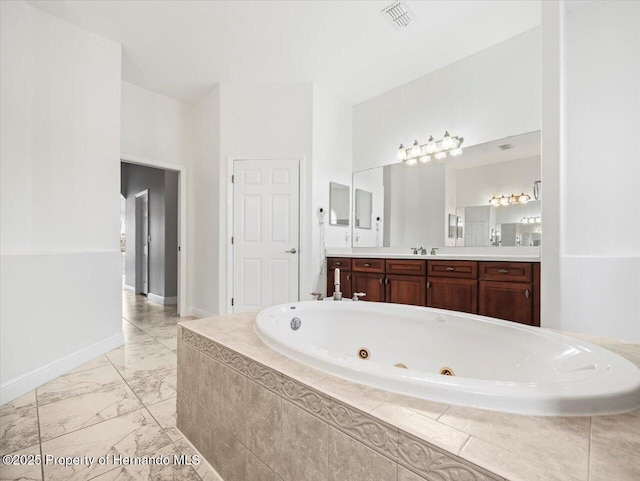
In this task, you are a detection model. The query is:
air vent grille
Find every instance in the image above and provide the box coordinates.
[498,144,514,150]
[382,2,412,29]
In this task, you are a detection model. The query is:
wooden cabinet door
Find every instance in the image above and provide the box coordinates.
[479,281,533,325]
[352,272,385,302]
[426,277,478,314]
[386,275,426,306]
[326,269,352,299]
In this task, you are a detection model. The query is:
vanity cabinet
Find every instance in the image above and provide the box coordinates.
[325,256,540,326]
[478,262,539,326]
[385,260,427,306]
[427,261,478,314]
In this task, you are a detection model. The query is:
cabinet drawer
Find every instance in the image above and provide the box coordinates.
[352,258,385,273]
[385,259,427,276]
[479,262,533,282]
[427,260,477,279]
[327,257,352,271]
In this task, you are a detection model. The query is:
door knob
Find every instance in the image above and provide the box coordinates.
[285,248,297,254]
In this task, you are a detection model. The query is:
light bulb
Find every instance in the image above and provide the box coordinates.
[425,136,438,154]
[442,131,455,150]
[434,151,447,160]
[410,140,421,157]
[450,147,463,156]
[521,217,527,224]
[499,196,509,206]
[406,157,417,166]
[397,144,407,161]
[535,216,541,223]
[419,155,431,163]
[508,194,517,204]
[489,196,500,206]
[519,193,530,204]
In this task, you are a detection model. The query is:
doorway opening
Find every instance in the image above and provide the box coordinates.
[120,156,187,322]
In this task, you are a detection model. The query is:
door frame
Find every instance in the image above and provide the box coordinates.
[134,189,149,295]
[226,156,303,314]
[121,153,188,317]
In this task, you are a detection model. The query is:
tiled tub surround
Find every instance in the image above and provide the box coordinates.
[177,314,640,481]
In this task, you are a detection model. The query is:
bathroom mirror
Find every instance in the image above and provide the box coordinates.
[329,182,350,226]
[355,189,373,229]
[351,130,541,248]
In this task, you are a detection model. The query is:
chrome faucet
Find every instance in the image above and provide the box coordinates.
[418,246,427,255]
[333,268,342,300]
[352,292,366,301]
[310,292,323,301]
[431,247,438,255]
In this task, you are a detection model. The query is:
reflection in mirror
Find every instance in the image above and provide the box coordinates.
[355,189,373,229]
[329,182,350,226]
[351,130,540,248]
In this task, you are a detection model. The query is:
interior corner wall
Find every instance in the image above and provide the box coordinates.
[190,86,221,317]
[0,0,122,402]
[353,27,541,172]
[558,1,640,340]
[312,86,354,293]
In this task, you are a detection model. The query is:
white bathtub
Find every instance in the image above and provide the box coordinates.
[255,301,640,416]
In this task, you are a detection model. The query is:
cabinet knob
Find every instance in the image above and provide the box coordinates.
[525,289,530,298]
[445,267,455,271]
[379,277,383,284]
[498,269,509,274]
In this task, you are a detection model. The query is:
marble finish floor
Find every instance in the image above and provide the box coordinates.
[0,291,222,481]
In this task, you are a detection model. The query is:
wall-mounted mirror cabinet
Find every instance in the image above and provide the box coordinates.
[351,130,541,248]
[329,182,350,226]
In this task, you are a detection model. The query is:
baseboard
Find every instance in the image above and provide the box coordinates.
[189,306,217,318]
[147,293,178,305]
[0,332,124,405]
[123,284,135,293]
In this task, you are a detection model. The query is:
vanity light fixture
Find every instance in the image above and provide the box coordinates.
[396,131,464,165]
[489,193,532,207]
[521,216,542,224]
[397,144,407,161]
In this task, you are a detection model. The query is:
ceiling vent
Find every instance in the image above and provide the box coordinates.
[382,2,413,29]
[498,144,515,150]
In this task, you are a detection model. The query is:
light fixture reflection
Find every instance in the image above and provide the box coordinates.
[397,144,407,161]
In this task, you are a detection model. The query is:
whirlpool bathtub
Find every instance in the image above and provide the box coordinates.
[255,301,640,416]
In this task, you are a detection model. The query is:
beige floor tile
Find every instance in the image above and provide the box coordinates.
[37,364,124,406]
[122,367,177,406]
[590,439,640,481]
[0,391,40,455]
[0,443,42,481]
[591,408,640,456]
[67,355,112,374]
[41,408,171,481]
[146,397,179,439]
[38,382,143,441]
[439,406,590,479]
[107,337,170,369]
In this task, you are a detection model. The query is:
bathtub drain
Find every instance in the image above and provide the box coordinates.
[290,317,301,331]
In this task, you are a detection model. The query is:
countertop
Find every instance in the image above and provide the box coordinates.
[327,252,540,262]
[179,313,639,481]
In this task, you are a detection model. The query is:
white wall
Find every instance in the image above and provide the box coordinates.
[558,1,640,340]
[190,86,221,317]
[456,156,541,208]
[353,27,541,172]
[0,0,122,402]
[121,81,193,165]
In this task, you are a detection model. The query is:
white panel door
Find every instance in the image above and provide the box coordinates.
[233,160,299,312]
[465,221,486,247]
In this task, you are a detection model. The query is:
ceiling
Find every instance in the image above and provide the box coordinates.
[450,130,541,170]
[29,1,541,105]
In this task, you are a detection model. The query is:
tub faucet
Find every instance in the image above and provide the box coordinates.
[310,292,323,301]
[333,267,342,300]
[352,292,366,301]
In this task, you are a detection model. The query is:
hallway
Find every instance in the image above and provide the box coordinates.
[0,292,220,481]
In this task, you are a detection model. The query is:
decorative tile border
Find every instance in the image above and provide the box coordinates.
[181,327,503,481]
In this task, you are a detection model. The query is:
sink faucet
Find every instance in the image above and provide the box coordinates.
[431,248,438,255]
[418,246,427,255]
[333,267,342,300]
